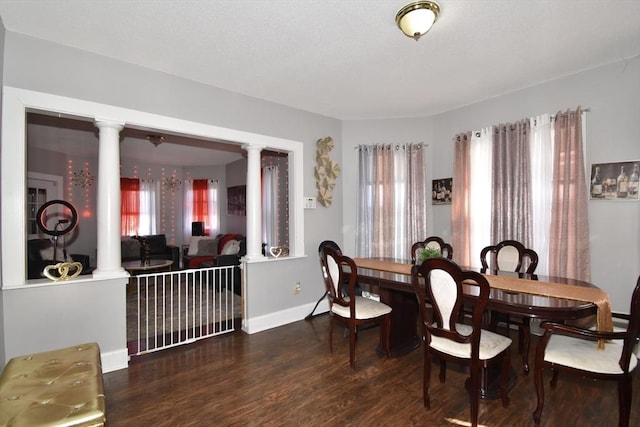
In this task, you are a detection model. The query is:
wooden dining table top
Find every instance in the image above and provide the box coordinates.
[351,257,612,340]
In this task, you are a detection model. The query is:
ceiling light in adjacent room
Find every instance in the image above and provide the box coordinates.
[147,135,165,147]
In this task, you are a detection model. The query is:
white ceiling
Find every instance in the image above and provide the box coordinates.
[1,0,639,121]
[2,0,640,164]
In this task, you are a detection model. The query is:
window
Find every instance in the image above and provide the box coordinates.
[452,108,589,280]
[183,179,219,238]
[356,143,430,260]
[120,178,160,236]
[27,173,63,238]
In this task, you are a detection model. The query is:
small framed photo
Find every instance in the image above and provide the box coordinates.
[432,178,452,205]
[589,161,639,201]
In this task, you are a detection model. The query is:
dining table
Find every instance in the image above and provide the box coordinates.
[349,257,613,399]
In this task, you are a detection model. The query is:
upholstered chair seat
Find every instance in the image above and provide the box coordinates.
[544,334,637,374]
[330,296,391,320]
[429,323,512,359]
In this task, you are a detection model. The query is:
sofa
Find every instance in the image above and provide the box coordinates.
[183,233,246,268]
[27,238,91,280]
[182,233,246,295]
[121,234,180,270]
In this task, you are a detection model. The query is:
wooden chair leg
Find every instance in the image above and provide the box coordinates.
[550,369,559,388]
[532,365,545,425]
[519,319,531,374]
[424,347,431,409]
[328,316,334,354]
[500,350,511,407]
[380,316,391,358]
[469,367,480,427]
[349,321,357,369]
[439,360,446,383]
[618,376,632,427]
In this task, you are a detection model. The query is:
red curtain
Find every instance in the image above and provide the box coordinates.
[192,179,209,232]
[121,178,140,235]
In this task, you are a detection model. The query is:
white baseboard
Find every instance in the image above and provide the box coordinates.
[101,348,129,373]
[242,301,328,334]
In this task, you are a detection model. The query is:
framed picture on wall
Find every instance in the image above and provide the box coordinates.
[432,178,452,205]
[589,161,639,201]
[227,185,247,216]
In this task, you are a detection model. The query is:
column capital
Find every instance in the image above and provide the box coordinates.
[242,144,266,152]
[94,119,125,131]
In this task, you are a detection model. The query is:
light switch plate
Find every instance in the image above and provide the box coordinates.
[304,197,317,209]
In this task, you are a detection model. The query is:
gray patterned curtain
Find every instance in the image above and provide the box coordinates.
[490,120,533,247]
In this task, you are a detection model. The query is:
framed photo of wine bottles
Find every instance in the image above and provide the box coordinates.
[432,177,452,205]
[589,160,639,201]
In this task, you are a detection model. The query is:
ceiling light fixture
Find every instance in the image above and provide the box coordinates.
[395,1,440,41]
[147,135,165,147]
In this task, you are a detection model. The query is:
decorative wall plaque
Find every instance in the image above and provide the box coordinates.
[314,137,340,207]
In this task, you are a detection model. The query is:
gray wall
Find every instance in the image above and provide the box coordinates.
[1,31,342,364]
[342,56,640,312]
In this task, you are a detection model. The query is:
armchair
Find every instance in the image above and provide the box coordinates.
[533,275,640,427]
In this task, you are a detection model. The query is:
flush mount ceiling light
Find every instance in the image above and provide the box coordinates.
[395,1,440,41]
[147,135,165,147]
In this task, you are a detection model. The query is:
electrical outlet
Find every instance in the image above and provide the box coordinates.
[294,282,302,295]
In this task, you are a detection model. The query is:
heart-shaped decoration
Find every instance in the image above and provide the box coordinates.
[42,262,83,281]
[269,246,283,258]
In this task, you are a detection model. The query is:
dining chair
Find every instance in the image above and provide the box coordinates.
[533,275,640,427]
[481,239,539,374]
[480,239,538,275]
[307,241,347,320]
[410,236,453,264]
[319,245,392,369]
[411,258,511,427]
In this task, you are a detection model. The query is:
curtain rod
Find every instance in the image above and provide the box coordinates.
[354,142,429,150]
[469,108,591,137]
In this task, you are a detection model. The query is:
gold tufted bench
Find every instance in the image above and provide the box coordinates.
[0,342,106,426]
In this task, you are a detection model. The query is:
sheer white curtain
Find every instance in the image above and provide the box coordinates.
[206,180,220,236]
[183,183,194,241]
[529,114,554,275]
[468,128,493,268]
[356,143,430,260]
[137,179,160,235]
[262,166,279,249]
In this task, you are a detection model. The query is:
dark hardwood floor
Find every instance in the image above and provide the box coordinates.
[104,314,639,426]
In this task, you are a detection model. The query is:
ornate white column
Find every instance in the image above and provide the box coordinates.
[93,120,126,277]
[242,144,266,261]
